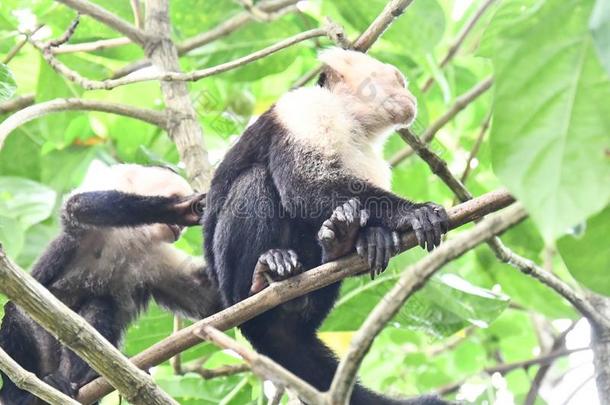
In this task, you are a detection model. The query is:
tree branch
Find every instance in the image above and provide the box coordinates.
[395,125,610,330]
[199,326,322,404]
[390,76,494,166]
[460,113,491,183]
[0,247,178,405]
[328,204,527,403]
[0,347,80,405]
[54,0,146,45]
[182,363,250,380]
[112,0,299,79]
[421,0,498,92]
[52,37,132,54]
[0,98,166,149]
[0,94,35,114]
[78,189,516,404]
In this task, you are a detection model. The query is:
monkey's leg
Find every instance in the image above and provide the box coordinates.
[52,298,121,400]
[63,190,206,228]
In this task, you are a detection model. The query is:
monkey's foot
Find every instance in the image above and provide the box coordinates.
[318,198,369,262]
[356,227,401,279]
[402,202,449,252]
[250,249,303,294]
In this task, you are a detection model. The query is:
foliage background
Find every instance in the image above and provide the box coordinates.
[0,0,608,404]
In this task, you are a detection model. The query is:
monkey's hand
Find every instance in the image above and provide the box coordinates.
[356,227,401,280]
[170,193,206,226]
[250,249,303,294]
[318,197,369,262]
[400,202,449,252]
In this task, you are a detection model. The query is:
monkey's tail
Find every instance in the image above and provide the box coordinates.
[241,321,448,405]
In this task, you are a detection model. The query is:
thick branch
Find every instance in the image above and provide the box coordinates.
[396,124,610,330]
[0,248,177,405]
[0,347,79,405]
[54,0,146,45]
[112,0,299,79]
[421,0,498,92]
[200,326,322,404]
[390,76,494,166]
[78,189,515,403]
[328,204,527,403]
[588,294,610,405]
[0,98,166,149]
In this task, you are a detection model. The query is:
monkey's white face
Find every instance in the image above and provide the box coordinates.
[318,48,417,137]
[77,163,194,243]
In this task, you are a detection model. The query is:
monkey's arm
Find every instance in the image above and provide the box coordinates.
[63,190,205,229]
[269,148,448,251]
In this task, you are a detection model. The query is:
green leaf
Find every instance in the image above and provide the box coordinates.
[589,0,610,76]
[0,177,56,227]
[0,63,16,102]
[489,0,610,241]
[557,205,610,295]
[0,216,25,258]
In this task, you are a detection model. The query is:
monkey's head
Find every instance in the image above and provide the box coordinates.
[318,48,417,137]
[78,163,195,243]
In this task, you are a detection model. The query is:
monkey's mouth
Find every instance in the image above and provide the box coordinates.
[167,224,183,242]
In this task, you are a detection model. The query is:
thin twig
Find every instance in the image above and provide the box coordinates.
[0,98,167,149]
[3,25,43,64]
[52,37,131,54]
[182,363,250,380]
[54,0,146,44]
[130,0,144,28]
[30,28,331,90]
[48,14,80,47]
[199,326,322,404]
[112,0,299,79]
[328,204,528,403]
[0,94,35,114]
[421,0,498,92]
[460,113,492,183]
[170,316,183,375]
[390,77,494,166]
[0,247,178,405]
[77,189,516,403]
[0,347,80,405]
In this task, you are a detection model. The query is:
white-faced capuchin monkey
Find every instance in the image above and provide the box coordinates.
[0,164,221,405]
[204,48,451,404]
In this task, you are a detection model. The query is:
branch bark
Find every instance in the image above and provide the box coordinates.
[0,248,178,405]
[328,203,527,404]
[78,189,516,403]
[0,94,35,114]
[0,347,80,405]
[52,37,131,54]
[0,98,167,149]
[54,0,146,45]
[390,76,494,166]
[143,0,213,191]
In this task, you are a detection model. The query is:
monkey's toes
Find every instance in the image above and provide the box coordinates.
[356,227,400,279]
[250,249,303,294]
[406,203,449,252]
[318,198,370,261]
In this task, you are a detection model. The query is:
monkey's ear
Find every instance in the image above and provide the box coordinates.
[317,66,343,89]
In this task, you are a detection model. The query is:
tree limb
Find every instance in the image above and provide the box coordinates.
[0,98,167,149]
[112,0,299,79]
[328,203,528,403]
[0,347,80,405]
[390,76,494,166]
[78,189,516,404]
[182,363,250,380]
[0,94,35,114]
[54,0,146,45]
[460,113,491,183]
[199,326,322,404]
[52,37,132,54]
[0,247,178,405]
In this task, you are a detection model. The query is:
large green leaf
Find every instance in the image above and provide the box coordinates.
[0,177,56,227]
[590,0,610,76]
[0,63,16,102]
[557,205,610,296]
[489,0,610,241]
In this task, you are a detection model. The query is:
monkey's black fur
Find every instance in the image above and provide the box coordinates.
[204,109,449,404]
[0,190,213,405]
